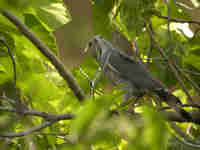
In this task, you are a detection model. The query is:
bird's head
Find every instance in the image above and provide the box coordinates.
[84,35,113,61]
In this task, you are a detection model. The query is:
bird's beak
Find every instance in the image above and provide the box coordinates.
[84,39,93,53]
[84,35,101,53]
[84,43,89,53]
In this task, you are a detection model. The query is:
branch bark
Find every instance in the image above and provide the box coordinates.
[1,104,200,138]
[0,121,54,138]
[0,106,74,121]
[0,106,74,138]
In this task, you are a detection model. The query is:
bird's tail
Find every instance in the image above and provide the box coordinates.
[154,88,192,121]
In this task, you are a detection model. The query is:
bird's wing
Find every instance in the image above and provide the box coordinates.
[108,50,158,90]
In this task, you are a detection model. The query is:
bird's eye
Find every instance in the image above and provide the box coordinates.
[88,41,93,47]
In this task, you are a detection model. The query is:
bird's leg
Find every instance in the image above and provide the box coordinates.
[127,96,141,113]
[127,92,146,113]
[121,84,145,113]
[90,52,112,97]
[90,67,103,97]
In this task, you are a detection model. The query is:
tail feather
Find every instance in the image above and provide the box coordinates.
[155,88,192,121]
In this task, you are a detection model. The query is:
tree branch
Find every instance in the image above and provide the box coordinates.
[1,9,86,101]
[170,122,200,148]
[0,121,55,138]
[0,106,74,138]
[1,103,200,138]
[0,106,74,121]
[163,110,200,124]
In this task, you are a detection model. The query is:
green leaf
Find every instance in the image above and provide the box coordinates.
[0,32,16,57]
[184,54,200,69]
[0,57,14,84]
[190,48,200,56]
[19,73,64,112]
[0,0,30,13]
[91,0,115,37]
[142,106,169,150]
[24,13,58,55]
[117,0,156,38]
[35,3,71,31]
[0,64,6,73]
[0,0,70,31]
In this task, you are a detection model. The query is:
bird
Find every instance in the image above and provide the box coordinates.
[85,35,192,121]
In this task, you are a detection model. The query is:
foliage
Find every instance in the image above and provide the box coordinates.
[0,0,200,150]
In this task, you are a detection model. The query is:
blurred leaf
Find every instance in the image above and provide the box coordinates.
[71,95,113,141]
[142,106,169,150]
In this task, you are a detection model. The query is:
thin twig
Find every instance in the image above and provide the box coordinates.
[154,14,200,25]
[0,106,74,120]
[0,106,15,112]
[1,97,200,124]
[166,0,172,41]
[173,134,200,148]
[0,106,74,138]
[174,104,200,109]
[170,122,200,148]
[146,20,154,64]
[145,58,168,62]
[160,104,200,112]
[0,38,16,99]
[146,22,194,104]
[37,132,73,143]
[112,108,200,124]
[0,96,15,105]
[181,69,200,76]
[1,9,85,101]
[157,45,194,103]
[0,37,24,113]
[133,39,144,65]
[79,68,103,95]
[174,64,200,96]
